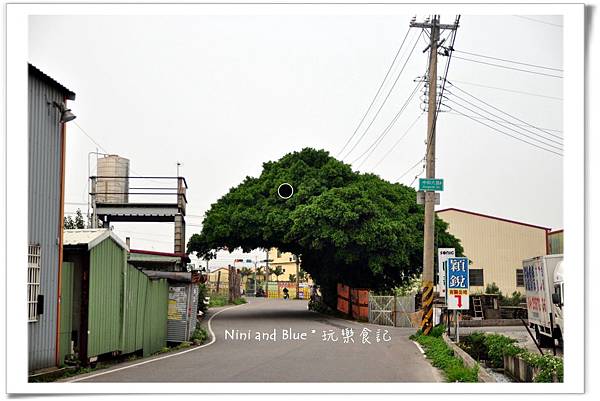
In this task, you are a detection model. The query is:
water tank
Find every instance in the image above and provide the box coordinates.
[96,155,130,203]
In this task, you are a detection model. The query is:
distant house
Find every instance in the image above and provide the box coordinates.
[437,208,550,296]
[28,64,76,372]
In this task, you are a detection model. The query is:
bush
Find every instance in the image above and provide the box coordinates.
[191,327,209,344]
[414,333,479,382]
[429,324,446,338]
[460,332,488,362]
[458,332,563,382]
[484,334,518,368]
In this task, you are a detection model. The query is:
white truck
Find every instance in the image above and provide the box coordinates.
[522,254,564,347]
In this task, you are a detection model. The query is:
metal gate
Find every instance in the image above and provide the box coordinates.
[368,295,395,326]
[394,295,417,328]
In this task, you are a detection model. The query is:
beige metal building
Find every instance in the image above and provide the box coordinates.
[437,208,550,296]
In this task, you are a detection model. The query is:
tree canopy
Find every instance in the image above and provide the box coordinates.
[188,148,463,305]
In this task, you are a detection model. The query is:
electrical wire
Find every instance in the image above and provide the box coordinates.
[342,30,423,160]
[453,49,562,71]
[448,79,562,101]
[409,164,426,186]
[446,98,562,151]
[444,90,563,146]
[445,112,562,133]
[73,122,109,154]
[352,80,423,167]
[396,157,425,182]
[425,16,459,156]
[337,26,413,157]
[452,55,563,78]
[447,83,563,140]
[449,109,562,157]
[513,15,563,28]
[371,112,425,170]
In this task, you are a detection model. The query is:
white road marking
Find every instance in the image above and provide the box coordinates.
[412,341,425,355]
[67,303,247,383]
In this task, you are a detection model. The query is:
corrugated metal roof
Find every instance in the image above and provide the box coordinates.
[28,63,76,100]
[63,229,128,251]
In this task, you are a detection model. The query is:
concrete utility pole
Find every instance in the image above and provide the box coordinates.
[410,15,459,335]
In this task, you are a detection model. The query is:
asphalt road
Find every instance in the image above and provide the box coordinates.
[69,298,442,382]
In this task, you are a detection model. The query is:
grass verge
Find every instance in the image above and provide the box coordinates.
[411,326,479,383]
[208,293,247,307]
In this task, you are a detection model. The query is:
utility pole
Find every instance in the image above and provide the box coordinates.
[265,249,270,299]
[410,15,459,335]
[295,254,300,299]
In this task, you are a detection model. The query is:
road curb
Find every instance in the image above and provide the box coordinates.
[65,302,248,383]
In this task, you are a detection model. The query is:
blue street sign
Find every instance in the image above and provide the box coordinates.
[446,257,470,310]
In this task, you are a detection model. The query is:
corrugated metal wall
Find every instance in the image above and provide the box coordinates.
[142,278,168,356]
[89,258,168,358]
[437,210,547,295]
[88,238,125,358]
[122,265,147,354]
[28,73,65,371]
[548,231,564,254]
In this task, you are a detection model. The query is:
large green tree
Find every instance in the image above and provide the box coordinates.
[188,148,463,307]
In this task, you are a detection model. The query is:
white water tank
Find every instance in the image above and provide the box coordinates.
[96,155,130,203]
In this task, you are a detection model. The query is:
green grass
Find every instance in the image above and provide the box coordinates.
[208,293,247,307]
[412,327,479,383]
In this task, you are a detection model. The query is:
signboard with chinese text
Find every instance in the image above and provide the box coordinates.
[437,248,455,298]
[446,257,469,310]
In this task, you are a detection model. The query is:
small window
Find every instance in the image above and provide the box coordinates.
[28,244,41,322]
[469,269,484,286]
[516,269,524,287]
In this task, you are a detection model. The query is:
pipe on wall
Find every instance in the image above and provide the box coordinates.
[54,96,67,366]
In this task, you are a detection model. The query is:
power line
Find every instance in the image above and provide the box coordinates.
[449,109,562,157]
[513,15,563,28]
[409,163,426,186]
[342,30,423,160]
[447,83,563,140]
[453,49,562,71]
[452,55,563,78]
[371,112,424,170]
[396,156,424,182]
[73,122,109,154]
[444,91,563,147]
[446,112,562,133]
[446,98,562,152]
[449,79,562,101]
[337,26,413,157]
[352,81,423,167]
[425,21,459,155]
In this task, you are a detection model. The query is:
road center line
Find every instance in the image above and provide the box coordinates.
[67,303,247,383]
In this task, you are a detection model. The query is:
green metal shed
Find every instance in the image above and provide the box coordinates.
[62,229,168,364]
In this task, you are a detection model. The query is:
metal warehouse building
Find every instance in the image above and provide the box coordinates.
[62,229,169,364]
[28,63,76,371]
[437,208,550,296]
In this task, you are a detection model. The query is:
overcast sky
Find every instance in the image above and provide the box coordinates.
[29,12,563,269]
